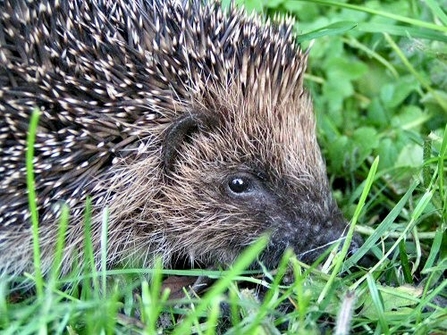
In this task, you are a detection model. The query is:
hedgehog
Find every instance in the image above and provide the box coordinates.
[0,0,360,277]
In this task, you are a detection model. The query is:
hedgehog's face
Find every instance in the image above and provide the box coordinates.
[160,99,359,269]
[215,169,354,267]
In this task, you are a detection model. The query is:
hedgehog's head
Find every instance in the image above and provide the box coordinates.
[157,74,359,269]
[142,6,364,269]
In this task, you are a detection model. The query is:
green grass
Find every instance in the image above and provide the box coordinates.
[1,0,446,334]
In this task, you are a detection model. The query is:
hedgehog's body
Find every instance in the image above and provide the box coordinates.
[0,0,353,276]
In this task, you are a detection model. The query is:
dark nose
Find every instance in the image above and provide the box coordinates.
[347,234,363,258]
[347,233,375,268]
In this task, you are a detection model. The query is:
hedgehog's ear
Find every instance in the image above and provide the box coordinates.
[163,112,218,173]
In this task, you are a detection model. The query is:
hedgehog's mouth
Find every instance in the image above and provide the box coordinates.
[253,220,365,270]
[250,234,371,270]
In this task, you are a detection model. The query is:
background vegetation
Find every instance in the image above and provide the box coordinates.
[1,0,446,334]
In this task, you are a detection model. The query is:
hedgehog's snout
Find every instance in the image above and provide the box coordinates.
[257,197,355,266]
[293,214,366,266]
[347,233,363,257]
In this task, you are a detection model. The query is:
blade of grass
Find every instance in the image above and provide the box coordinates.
[50,204,70,284]
[357,23,447,43]
[438,124,447,221]
[421,228,444,273]
[318,157,379,304]
[297,21,358,42]
[366,274,390,334]
[289,257,306,327]
[82,197,98,296]
[423,138,433,189]
[26,108,43,298]
[204,297,221,335]
[0,281,8,329]
[101,207,109,294]
[411,227,422,275]
[424,0,447,26]
[398,240,412,284]
[228,284,242,330]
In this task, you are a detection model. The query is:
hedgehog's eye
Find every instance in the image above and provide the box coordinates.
[227,175,254,195]
[229,177,250,193]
